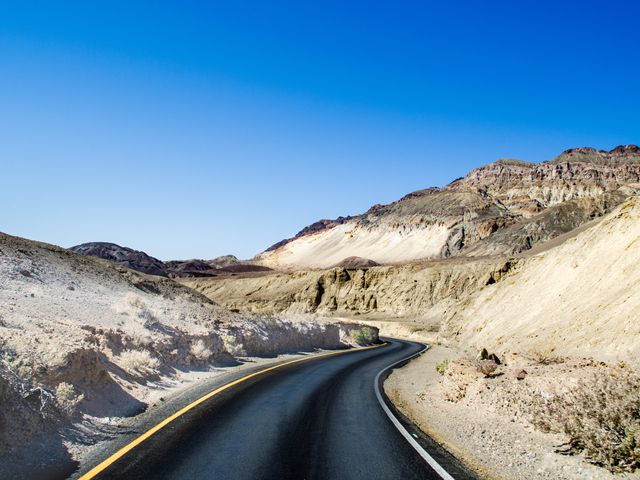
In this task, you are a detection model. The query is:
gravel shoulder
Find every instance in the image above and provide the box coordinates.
[384,345,631,480]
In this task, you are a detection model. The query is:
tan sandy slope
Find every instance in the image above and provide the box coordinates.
[442,196,640,365]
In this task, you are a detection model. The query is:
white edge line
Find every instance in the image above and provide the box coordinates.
[374,343,456,480]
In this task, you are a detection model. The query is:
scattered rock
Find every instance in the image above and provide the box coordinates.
[477,348,501,365]
[515,369,528,380]
[476,359,499,377]
[333,256,380,269]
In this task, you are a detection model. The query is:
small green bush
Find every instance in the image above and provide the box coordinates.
[351,326,376,345]
[435,359,449,375]
[55,382,84,415]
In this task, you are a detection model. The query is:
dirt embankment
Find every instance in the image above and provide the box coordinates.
[182,255,520,345]
[0,232,377,479]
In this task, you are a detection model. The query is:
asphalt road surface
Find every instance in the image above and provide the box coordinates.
[82,339,475,480]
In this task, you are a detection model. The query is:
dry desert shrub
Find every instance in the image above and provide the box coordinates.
[2,351,36,380]
[124,292,145,309]
[528,347,564,365]
[115,293,158,323]
[190,339,213,361]
[529,364,640,472]
[127,331,154,349]
[221,333,244,357]
[54,382,84,415]
[117,350,160,377]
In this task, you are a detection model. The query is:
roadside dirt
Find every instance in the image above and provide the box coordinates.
[384,345,632,480]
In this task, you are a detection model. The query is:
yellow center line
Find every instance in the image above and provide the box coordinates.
[79,342,388,479]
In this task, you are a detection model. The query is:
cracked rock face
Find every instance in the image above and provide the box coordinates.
[184,258,516,320]
[257,146,640,270]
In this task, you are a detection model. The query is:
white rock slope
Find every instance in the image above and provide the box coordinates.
[0,232,376,478]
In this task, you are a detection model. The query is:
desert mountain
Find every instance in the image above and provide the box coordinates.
[164,255,272,278]
[70,243,271,278]
[257,145,640,269]
[187,193,640,367]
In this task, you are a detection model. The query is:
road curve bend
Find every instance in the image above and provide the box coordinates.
[78,339,475,480]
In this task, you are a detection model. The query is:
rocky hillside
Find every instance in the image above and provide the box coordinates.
[257,145,640,269]
[449,145,640,212]
[1,233,374,478]
[191,194,640,368]
[441,196,640,366]
[70,243,271,278]
[183,257,512,322]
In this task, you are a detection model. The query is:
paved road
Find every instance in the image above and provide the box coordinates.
[85,339,475,480]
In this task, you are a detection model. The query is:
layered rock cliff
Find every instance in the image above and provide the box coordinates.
[183,257,516,322]
[448,145,640,212]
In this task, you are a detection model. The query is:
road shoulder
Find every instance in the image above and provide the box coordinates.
[384,345,622,480]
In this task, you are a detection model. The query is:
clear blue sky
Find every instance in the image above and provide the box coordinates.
[1,1,638,260]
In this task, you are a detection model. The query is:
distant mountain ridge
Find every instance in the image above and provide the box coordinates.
[256,145,640,269]
[553,144,640,164]
[71,145,640,272]
[70,243,271,277]
[70,242,167,276]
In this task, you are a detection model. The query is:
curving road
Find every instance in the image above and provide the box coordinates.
[79,339,475,480]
